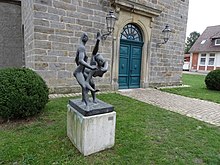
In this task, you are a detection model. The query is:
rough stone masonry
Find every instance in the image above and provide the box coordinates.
[18,0,189,93]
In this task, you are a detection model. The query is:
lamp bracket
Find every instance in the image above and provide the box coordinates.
[156,41,167,47]
[101,31,112,40]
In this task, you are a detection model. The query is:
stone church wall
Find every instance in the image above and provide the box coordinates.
[22,0,112,93]
[0,1,23,68]
[20,0,189,93]
[149,0,189,87]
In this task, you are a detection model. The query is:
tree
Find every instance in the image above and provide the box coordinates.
[185,31,200,54]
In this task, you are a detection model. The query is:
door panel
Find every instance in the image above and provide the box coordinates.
[119,44,130,89]
[130,46,142,88]
[119,42,142,89]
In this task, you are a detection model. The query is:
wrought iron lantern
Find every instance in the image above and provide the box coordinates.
[157,24,172,46]
[101,11,117,40]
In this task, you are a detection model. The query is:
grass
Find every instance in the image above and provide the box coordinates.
[0,93,220,165]
[161,74,220,104]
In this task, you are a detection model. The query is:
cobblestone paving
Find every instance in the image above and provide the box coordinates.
[119,88,220,126]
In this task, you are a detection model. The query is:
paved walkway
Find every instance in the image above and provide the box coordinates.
[119,88,220,126]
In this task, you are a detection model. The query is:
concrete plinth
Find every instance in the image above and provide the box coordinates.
[67,100,116,156]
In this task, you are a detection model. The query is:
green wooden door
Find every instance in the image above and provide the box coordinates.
[118,24,143,89]
[119,40,143,89]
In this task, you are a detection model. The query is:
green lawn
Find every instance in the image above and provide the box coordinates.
[1,93,220,165]
[161,74,220,104]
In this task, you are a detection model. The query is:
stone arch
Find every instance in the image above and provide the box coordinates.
[111,10,152,90]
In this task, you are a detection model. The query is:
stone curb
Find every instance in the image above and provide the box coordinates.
[49,91,117,99]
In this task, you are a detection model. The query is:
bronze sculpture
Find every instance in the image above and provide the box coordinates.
[74,32,108,109]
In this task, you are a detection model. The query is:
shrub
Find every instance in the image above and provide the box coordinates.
[205,69,220,91]
[0,68,49,120]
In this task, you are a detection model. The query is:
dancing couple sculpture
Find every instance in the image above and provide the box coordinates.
[73,32,108,109]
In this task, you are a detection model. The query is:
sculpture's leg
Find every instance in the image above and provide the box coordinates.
[82,88,89,106]
[90,79,97,103]
[85,81,98,92]
[81,88,86,102]
[92,32,101,56]
[85,70,99,94]
[74,72,91,106]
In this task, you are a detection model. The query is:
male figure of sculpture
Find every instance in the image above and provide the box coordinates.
[74,32,108,109]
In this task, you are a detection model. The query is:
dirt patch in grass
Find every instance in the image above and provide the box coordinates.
[0,116,55,130]
[0,116,38,129]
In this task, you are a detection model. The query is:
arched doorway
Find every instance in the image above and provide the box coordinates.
[118,24,144,89]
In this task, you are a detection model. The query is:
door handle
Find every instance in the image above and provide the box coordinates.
[130,65,137,72]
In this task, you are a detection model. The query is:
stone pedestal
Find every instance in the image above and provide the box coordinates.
[67,99,116,156]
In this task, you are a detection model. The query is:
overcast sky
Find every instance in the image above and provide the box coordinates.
[186,0,220,38]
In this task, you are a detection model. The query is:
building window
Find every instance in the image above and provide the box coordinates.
[201,40,206,44]
[200,54,206,65]
[215,39,220,45]
[208,53,215,66]
[121,24,142,41]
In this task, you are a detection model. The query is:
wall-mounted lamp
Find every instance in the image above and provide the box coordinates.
[157,25,172,46]
[101,11,117,40]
